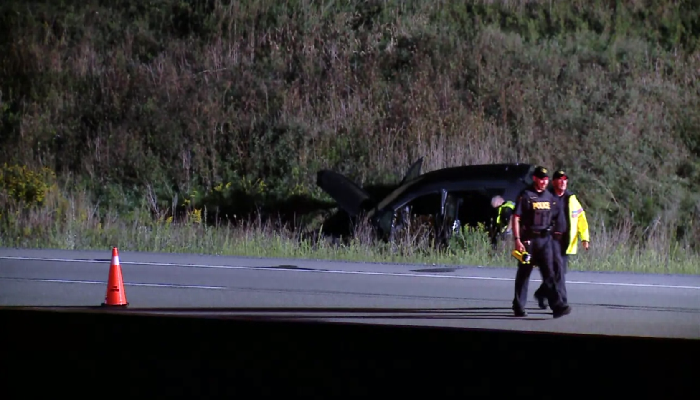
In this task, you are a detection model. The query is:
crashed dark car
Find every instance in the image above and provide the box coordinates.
[316,159,537,247]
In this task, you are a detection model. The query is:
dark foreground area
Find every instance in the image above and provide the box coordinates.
[2,307,698,397]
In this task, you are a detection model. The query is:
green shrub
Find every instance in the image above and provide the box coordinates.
[0,163,56,206]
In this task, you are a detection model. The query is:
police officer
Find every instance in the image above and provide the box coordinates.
[534,169,590,308]
[489,195,515,250]
[511,166,571,318]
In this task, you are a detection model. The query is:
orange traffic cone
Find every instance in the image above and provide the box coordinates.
[101,247,129,307]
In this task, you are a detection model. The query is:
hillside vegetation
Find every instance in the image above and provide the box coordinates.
[2,0,700,269]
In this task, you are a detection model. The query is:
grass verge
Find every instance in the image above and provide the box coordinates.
[1,185,698,276]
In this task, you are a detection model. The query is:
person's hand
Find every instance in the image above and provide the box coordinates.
[582,240,590,250]
[514,239,525,253]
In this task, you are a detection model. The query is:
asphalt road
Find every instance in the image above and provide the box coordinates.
[1,247,699,338]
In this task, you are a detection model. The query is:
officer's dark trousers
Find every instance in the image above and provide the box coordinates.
[535,238,568,304]
[512,236,565,312]
[553,239,568,304]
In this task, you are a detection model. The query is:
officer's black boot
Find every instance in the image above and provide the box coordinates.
[512,307,527,317]
[543,279,571,318]
[552,304,572,318]
[534,287,548,309]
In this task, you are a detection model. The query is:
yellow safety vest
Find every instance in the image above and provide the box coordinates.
[496,201,515,229]
[564,194,590,255]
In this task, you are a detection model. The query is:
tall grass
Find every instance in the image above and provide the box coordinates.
[1,181,698,275]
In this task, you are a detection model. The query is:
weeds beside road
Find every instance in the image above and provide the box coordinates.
[2,186,697,275]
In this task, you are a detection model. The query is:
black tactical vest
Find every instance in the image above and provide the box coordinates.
[519,188,557,231]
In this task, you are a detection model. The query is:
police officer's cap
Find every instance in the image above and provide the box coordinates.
[533,166,549,179]
[553,170,567,180]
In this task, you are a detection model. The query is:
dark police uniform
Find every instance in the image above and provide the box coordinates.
[512,174,570,318]
[534,187,569,308]
[534,169,590,308]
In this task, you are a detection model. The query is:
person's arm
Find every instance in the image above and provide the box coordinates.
[578,210,590,250]
[512,195,525,252]
[573,196,590,250]
[512,215,525,251]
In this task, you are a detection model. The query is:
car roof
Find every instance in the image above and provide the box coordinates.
[371,163,534,214]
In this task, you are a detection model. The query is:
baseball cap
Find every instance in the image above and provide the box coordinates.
[553,170,567,180]
[533,166,549,179]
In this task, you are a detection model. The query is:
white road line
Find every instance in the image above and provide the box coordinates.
[1,256,700,290]
[1,276,226,290]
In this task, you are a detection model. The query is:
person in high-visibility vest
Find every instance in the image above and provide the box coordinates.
[534,169,590,308]
[489,196,515,250]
